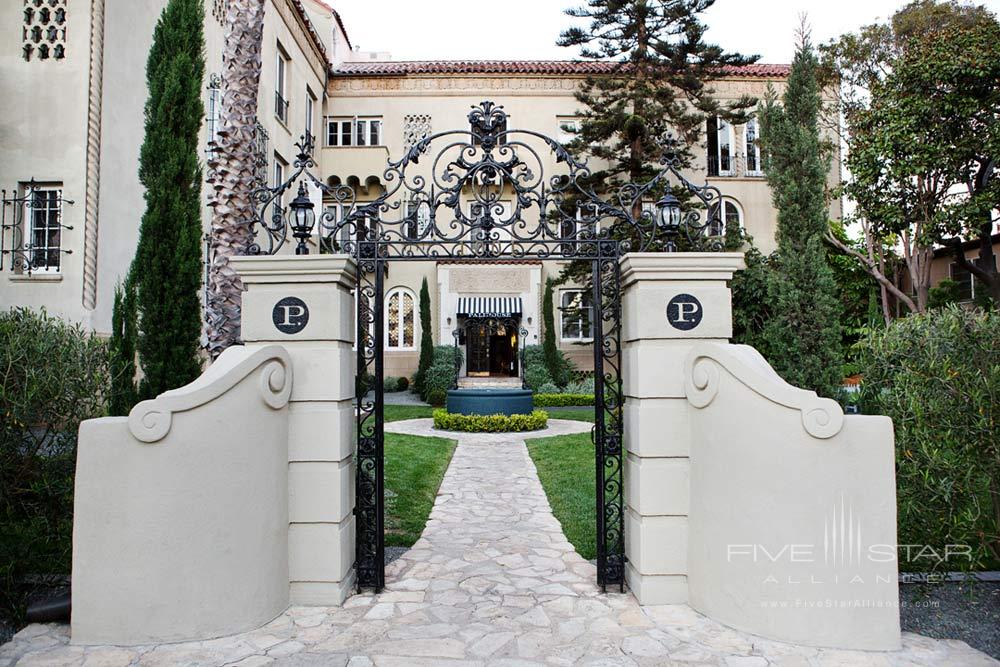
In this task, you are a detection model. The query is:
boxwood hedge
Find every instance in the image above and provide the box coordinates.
[432,409,548,433]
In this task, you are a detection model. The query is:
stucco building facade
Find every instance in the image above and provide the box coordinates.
[1,0,842,381]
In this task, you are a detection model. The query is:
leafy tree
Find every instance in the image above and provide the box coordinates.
[759,33,843,397]
[828,221,882,374]
[130,0,206,399]
[859,306,1000,568]
[822,1,1000,311]
[206,0,267,357]
[414,277,433,394]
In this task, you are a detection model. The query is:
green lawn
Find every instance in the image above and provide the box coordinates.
[525,432,596,559]
[384,432,455,546]
[384,404,434,422]
[544,407,596,423]
[382,399,594,550]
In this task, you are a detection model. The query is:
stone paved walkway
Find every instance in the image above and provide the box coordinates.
[2,419,996,666]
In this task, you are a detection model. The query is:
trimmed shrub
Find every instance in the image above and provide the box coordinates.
[533,393,595,407]
[433,409,548,432]
[420,345,463,401]
[523,343,574,391]
[397,376,409,391]
[426,389,447,407]
[1,308,112,624]
[565,377,595,394]
[384,376,403,392]
[859,306,1000,570]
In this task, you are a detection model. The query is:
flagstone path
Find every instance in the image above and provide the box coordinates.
[2,419,995,666]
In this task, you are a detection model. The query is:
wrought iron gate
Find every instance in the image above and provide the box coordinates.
[250,100,727,594]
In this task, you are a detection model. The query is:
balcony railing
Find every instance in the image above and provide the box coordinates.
[274,91,288,124]
[706,154,764,178]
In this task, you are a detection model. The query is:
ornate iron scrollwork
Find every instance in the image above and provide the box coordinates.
[253,101,731,594]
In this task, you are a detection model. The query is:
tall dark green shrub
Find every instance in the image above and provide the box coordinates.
[109,276,139,416]
[414,277,433,393]
[859,306,1000,569]
[132,0,206,400]
[759,35,843,398]
[541,278,570,388]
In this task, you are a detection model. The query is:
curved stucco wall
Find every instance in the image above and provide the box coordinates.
[684,343,901,651]
[71,345,293,645]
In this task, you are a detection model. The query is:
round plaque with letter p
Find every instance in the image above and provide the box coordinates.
[272,296,310,334]
[666,293,703,331]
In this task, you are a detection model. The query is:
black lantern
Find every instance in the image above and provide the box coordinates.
[288,181,316,255]
[655,192,682,231]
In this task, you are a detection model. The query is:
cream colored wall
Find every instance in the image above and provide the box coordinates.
[0,0,94,326]
[72,344,293,645]
[3,0,328,335]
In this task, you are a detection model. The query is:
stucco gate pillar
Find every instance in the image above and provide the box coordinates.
[620,252,745,604]
[232,254,357,605]
[620,251,901,651]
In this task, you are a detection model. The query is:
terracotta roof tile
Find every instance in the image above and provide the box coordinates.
[331,60,790,78]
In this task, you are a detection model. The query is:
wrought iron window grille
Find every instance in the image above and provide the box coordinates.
[1,180,74,275]
[274,91,289,124]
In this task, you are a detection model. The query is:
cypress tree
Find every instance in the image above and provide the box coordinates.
[131,0,206,399]
[414,277,433,393]
[759,34,843,398]
[109,274,138,416]
[541,278,562,386]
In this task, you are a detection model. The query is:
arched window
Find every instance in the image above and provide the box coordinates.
[386,287,416,350]
[707,198,743,238]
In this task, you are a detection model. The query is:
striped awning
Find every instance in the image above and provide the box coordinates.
[457,297,523,318]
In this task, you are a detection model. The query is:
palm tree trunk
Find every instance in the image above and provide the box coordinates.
[205,0,266,358]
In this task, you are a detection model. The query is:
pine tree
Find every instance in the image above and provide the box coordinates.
[759,33,843,398]
[559,0,758,190]
[414,277,433,393]
[131,0,206,399]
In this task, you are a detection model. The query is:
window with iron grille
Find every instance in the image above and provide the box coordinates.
[26,186,64,272]
[305,88,316,148]
[206,73,222,158]
[275,45,289,124]
[706,116,733,177]
[744,118,762,175]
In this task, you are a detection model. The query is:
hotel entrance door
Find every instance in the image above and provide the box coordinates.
[465,318,518,376]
